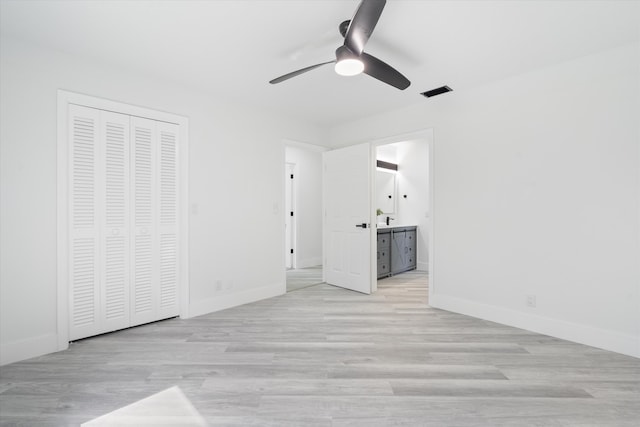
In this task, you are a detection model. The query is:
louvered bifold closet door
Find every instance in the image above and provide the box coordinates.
[100,111,131,333]
[130,118,180,326]
[69,105,102,340]
[157,121,180,318]
[68,106,180,340]
[130,117,159,326]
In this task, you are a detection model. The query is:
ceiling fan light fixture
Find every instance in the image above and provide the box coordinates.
[335,58,364,76]
[269,0,410,89]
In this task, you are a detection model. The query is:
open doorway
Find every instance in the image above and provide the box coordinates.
[284,142,326,292]
[372,133,432,303]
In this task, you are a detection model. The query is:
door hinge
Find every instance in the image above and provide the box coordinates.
[290,174,294,179]
[290,249,294,254]
[290,211,294,216]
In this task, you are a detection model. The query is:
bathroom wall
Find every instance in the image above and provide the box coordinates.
[376,144,398,164]
[395,140,430,271]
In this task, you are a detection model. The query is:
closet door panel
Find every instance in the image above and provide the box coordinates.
[100,110,131,332]
[68,105,101,341]
[130,117,160,326]
[158,122,180,317]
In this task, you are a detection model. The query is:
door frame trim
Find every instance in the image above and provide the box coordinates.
[56,90,190,351]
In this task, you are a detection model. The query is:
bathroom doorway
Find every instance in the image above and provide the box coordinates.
[283,141,327,292]
[372,131,433,302]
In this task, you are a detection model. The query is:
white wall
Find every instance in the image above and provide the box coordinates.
[395,140,430,271]
[0,36,326,365]
[376,144,398,164]
[285,144,324,268]
[330,43,640,358]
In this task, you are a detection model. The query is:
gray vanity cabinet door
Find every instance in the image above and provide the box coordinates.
[406,229,417,269]
[391,230,407,274]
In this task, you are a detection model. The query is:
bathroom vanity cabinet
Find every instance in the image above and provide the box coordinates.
[377,226,417,279]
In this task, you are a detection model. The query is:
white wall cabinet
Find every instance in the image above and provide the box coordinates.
[68,104,179,341]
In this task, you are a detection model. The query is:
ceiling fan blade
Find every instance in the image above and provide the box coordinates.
[269,61,335,84]
[361,52,410,90]
[344,0,386,56]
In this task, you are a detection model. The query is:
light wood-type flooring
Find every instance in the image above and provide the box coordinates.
[1,271,639,426]
[286,265,323,292]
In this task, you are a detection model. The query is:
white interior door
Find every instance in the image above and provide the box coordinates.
[324,143,372,294]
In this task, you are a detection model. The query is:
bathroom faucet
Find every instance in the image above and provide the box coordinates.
[386,216,395,226]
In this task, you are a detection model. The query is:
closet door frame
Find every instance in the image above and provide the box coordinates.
[56,90,190,351]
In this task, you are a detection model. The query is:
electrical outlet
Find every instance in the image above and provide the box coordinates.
[526,295,537,308]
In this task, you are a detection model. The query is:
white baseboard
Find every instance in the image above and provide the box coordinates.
[1,284,284,365]
[429,294,640,359]
[296,257,322,269]
[188,283,284,319]
[1,333,60,366]
[417,262,429,271]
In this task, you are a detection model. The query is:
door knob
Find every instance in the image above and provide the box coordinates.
[355,223,368,229]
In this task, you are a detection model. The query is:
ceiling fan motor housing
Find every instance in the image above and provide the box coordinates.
[339,20,351,38]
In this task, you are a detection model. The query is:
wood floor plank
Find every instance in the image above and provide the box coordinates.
[389,379,593,398]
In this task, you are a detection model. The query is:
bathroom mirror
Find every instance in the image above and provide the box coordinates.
[376,169,396,214]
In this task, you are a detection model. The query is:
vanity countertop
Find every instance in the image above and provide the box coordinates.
[376,224,417,230]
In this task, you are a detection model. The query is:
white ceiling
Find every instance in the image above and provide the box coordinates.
[1,0,638,127]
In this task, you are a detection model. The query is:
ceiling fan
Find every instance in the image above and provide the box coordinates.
[269,0,410,90]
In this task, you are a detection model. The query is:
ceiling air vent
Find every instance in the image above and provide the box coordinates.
[421,85,452,98]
